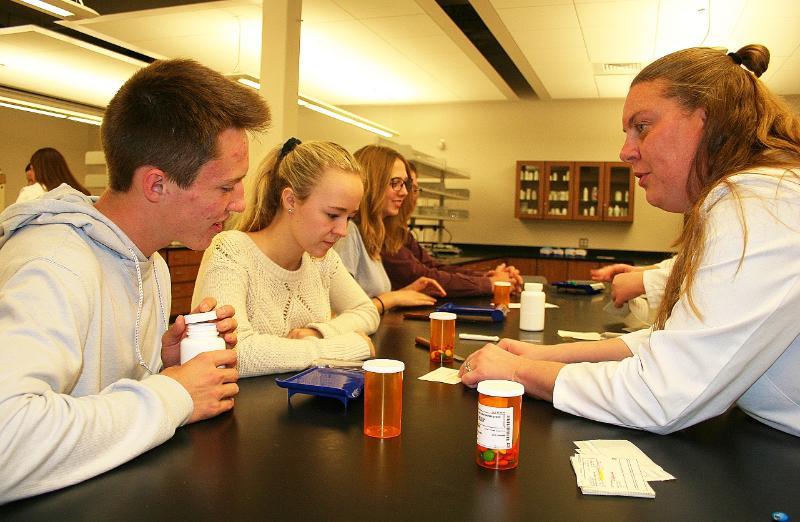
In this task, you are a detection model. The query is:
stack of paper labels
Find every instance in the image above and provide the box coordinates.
[570,440,675,498]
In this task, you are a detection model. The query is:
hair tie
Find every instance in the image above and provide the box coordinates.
[727,51,743,65]
[279,137,301,160]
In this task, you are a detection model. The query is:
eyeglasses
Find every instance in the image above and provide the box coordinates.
[389,177,412,193]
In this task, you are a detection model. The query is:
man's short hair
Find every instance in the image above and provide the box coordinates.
[101,59,271,191]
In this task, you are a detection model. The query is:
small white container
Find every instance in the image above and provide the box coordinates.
[519,282,545,332]
[180,322,224,364]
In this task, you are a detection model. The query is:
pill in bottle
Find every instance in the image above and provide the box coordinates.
[519,282,545,332]
[180,321,224,365]
[476,380,524,470]
[362,359,404,438]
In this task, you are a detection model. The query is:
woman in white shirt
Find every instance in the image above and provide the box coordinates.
[192,139,379,377]
[460,44,800,437]
[16,148,91,204]
[15,164,46,203]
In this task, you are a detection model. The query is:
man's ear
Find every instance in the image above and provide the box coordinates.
[140,167,167,203]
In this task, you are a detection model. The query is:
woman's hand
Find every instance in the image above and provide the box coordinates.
[458,343,523,387]
[356,331,376,357]
[610,271,646,307]
[403,276,446,297]
[385,290,438,308]
[590,263,635,282]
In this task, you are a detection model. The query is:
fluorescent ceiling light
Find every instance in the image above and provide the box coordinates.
[0,94,103,126]
[11,0,98,20]
[297,96,398,138]
[227,74,397,138]
[227,74,261,90]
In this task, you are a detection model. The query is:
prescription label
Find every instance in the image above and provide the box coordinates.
[477,403,514,450]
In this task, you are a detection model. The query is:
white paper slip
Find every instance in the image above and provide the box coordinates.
[509,303,521,309]
[459,333,500,342]
[571,454,656,498]
[545,303,559,309]
[557,330,603,341]
[574,440,675,482]
[418,367,462,384]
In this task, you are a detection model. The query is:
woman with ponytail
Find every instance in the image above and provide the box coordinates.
[192,139,379,377]
[460,44,800,437]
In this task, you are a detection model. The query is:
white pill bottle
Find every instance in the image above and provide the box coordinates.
[519,282,545,332]
[180,311,224,364]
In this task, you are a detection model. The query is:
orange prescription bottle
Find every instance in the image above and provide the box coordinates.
[475,380,524,470]
[492,281,512,308]
[429,311,457,364]
[362,359,405,438]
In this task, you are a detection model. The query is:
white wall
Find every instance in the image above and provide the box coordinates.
[6,94,798,253]
[303,98,684,252]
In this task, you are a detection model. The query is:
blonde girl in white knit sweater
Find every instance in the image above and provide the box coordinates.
[192,139,379,377]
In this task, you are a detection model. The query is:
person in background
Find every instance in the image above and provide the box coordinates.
[335,144,446,314]
[460,44,800,437]
[381,160,523,297]
[0,58,271,504]
[15,163,45,203]
[28,147,91,196]
[192,139,379,377]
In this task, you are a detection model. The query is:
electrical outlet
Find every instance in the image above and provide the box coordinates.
[578,238,589,248]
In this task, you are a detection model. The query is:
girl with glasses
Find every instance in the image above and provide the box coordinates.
[335,145,446,314]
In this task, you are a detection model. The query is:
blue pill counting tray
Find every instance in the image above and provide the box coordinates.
[552,280,605,295]
[436,302,506,322]
[275,367,364,409]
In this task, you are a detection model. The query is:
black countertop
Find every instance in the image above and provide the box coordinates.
[4,291,797,520]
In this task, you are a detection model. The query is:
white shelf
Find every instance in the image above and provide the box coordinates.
[418,182,469,200]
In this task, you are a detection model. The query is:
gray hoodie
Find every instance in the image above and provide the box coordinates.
[0,184,192,504]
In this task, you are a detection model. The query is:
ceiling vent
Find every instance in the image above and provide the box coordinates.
[593,63,642,76]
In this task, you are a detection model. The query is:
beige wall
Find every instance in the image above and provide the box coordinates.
[0,105,100,209]
[306,98,684,253]
[6,93,799,253]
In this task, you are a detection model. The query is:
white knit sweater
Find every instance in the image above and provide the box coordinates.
[192,231,379,377]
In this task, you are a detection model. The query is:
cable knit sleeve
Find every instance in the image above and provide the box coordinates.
[192,233,371,378]
[307,249,380,337]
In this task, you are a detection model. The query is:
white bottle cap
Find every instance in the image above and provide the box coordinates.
[362,359,405,373]
[493,281,512,287]
[524,283,543,292]
[184,310,217,324]
[477,379,524,397]
[429,311,457,321]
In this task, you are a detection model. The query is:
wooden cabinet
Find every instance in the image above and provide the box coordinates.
[542,162,573,220]
[603,162,635,221]
[515,161,542,218]
[158,248,205,319]
[515,161,634,222]
[457,256,596,282]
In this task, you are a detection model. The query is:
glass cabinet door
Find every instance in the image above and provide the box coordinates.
[515,161,543,219]
[603,162,634,221]
[543,162,573,220]
[573,162,604,221]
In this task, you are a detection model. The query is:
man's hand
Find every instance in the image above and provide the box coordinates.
[161,350,239,423]
[161,297,237,368]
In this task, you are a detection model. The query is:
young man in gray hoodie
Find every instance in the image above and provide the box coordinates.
[0,59,271,503]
